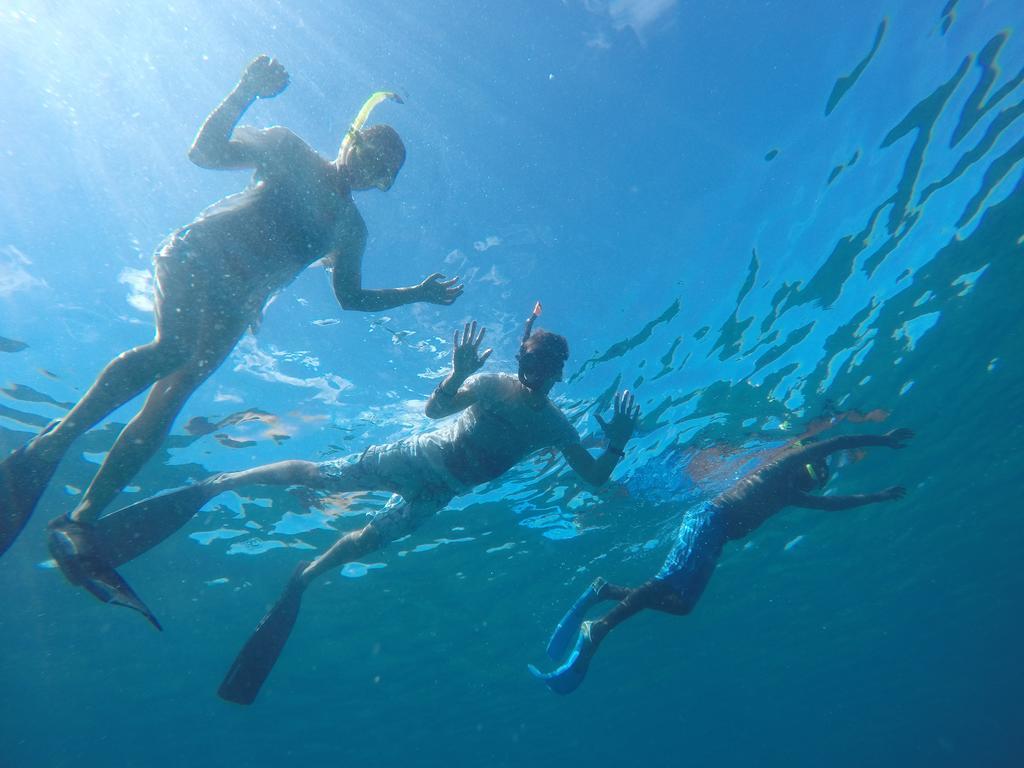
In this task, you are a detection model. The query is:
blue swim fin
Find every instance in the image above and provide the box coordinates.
[530,621,595,695]
[545,577,606,660]
[218,561,310,705]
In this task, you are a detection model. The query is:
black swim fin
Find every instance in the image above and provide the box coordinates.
[0,442,61,557]
[218,561,310,705]
[47,516,163,631]
[96,483,219,567]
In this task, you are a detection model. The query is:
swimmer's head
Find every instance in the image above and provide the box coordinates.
[337,91,405,190]
[517,329,569,395]
[340,124,406,191]
[798,458,830,491]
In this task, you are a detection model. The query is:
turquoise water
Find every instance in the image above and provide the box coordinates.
[1,1,1022,765]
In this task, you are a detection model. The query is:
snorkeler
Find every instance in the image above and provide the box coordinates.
[529,427,914,694]
[79,308,641,702]
[0,56,463,608]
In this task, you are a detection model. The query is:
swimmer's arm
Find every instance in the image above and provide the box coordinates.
[188,55,290,170]
[563,390,641,486]
[330,244,429,312]
[561,442,624,486]
[425,327,491,418]
[792,486,906,510]
[331,247,463,312]
[424,374,479,418]
[788,428,915,465]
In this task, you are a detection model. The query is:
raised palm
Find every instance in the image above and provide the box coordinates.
[595,390,641,449]
[452,321,492,377]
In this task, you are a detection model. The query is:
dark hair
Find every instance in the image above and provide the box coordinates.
[358,124,406,170]
[520,329,569,362]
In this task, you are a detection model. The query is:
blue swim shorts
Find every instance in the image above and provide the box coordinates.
[654,499,728,611]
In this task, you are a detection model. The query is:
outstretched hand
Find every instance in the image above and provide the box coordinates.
[879,485,907,501]
[452,321,492,378]
[595,390,641,451]
[884,428,915,448]
[241,55,289,99]
[418,273,464,305]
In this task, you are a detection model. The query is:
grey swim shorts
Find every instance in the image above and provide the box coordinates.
[318,436,461,544]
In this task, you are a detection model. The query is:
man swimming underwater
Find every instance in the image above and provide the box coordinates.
[0,56,463,615]
[529,427,914,694]
[76,308,642,703]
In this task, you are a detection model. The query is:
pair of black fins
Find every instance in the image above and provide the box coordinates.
[0,448,300,705]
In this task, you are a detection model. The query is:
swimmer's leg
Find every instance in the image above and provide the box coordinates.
[22,239,211,471]
[38,338,192,458]
[545,578,632,660]
[0,335,195,558]
[1,243,208,557]
[50,311,253,620]
[533,505,725,693]
[96,460,324,566]
[218,523,385,705]
[530,581,685,695]
[48,458,324,629]
[530,584,643,694]
[219,492,448,704]
[68,237,245,524]
[69,359,228,524]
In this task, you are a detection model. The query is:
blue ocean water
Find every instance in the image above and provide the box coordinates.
[1,1,1022,766]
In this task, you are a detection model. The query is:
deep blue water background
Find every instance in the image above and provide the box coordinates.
[1,1,1022,766]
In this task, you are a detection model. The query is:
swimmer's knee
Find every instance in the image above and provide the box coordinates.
[355,524,383,550]
[112,339,176,367]
[663,593,694,616]
[646,581,693,615]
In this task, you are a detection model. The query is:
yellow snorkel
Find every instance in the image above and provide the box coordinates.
[340,91,404,155]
